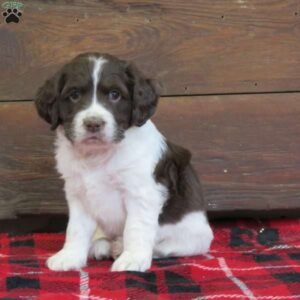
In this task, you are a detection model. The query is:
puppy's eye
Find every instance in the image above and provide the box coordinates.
[108,90,121,102]
[68,90,81,103]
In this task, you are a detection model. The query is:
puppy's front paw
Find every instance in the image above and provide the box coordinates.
[111,251,151,272]
[47,249,86,271]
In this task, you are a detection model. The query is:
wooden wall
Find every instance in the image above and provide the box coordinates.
[1,0,300,219]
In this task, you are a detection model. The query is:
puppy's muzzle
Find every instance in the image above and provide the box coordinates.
[84,117,106,133]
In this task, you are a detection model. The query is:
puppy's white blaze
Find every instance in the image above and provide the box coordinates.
[91,57,107,104]
[73,57,117,143]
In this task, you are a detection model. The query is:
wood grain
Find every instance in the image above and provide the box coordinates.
[1,93,300,218]
[0,102,64,218]
[0,1,300,100]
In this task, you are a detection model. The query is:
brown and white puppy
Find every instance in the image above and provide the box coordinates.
[35,53,213,272]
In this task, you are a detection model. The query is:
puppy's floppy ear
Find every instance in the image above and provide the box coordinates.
[34,71,65,130]
[126,63,159,127]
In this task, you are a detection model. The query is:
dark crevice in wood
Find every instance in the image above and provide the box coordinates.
[208,210,300,220]
[1,90,300,103]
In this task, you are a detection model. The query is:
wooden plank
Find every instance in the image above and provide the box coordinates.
[0,102,64,218]
[0,1,300,100]
[1,93,300,218]
[156,94,300,212]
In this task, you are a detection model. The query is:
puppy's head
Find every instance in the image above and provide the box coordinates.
[35,53,159,145]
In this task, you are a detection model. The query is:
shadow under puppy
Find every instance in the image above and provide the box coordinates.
[35,53,213,272]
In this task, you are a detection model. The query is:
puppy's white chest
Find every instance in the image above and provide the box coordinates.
[83,169,127,238]
[59,149,127,239]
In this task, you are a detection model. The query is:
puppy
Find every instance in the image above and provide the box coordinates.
[34,53,213,272]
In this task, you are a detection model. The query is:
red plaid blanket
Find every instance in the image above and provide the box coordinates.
[1,219,300,299]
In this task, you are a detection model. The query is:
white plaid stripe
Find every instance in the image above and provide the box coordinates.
[179,262,300,272]
[210,244,300,254]
[194,295,300,300]
[218,257,256,300]
[79,269,90,299]
[77,296,113,300]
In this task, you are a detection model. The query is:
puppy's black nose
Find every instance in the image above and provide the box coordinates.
[84,118,105,133]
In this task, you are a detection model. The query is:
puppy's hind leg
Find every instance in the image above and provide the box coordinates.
[154,212,213,258]
[89,238,111,260]
[89,236,123,260]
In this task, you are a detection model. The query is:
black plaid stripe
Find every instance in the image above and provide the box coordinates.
[6,235,41,295]
[125,268,202,297]
[126,271,158,293]
[6,276,40,291]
